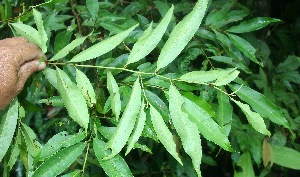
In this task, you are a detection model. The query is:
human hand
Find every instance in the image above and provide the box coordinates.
[0,37,46,110]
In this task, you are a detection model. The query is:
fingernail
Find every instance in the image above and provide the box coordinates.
[38,62,46,71]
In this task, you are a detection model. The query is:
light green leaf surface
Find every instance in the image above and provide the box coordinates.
[104,78,141,160]
[87,0,99,21]
[93,138,133,177]
[182,97,233,152]
[36,131,86,162]
[169,85,202,176]
[233,100,270,136]
[180,68,237,85]
[70,24,138,62]
[127,6,174,65]
[76,68,96,107]
[56,68,89,129]
[0,99,18,161]
[150,105,182,165]
[11,23,42,49]
[32,143,85,177]
[126,101,146,155]
[21,123,40,157]
[7,132,21,170]
[227,33,262,66]
[107,71,121,120]
[60,170,81,177]
[156,0,208,71]
[234,152,255,177]
[33,9,48,53]
[272,145,300,170]
[43,68,58,90]
[216,89,232,136]
[50,36,87,61]
[214,69,239,86]
[229,84,290,129]
[227,17,280,33]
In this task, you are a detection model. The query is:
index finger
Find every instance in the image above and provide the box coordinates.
[13,42,45,65]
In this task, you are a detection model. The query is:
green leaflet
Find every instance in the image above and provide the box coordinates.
[38,96,64,107]
[205,2,234,27]
[11,23,42,50]
[76,68,96,107]
[272,145,300,170]
[229,84,290,129]
[32,143,85,177]
[169,85,202,176]
[56,68,89,129]
[180,68,238,85]
[149,105,183,165]
[214,69,239,86]
[216,89,232,136]
[8,131,21,170]
[93,138,133,177]
[276,55,300,73]
[126,101,146,155]
[104,78,141,160]
[86,0,99,21]
[234,152,255,177]
[156,0,209,71]
[182,92,216,118]
[127,5,174,65]
[145,90,169,121]
[227,33,262,66]
[21,123,41,158]
[36,131,86,162]
[50,36,87,61]
[60,170,81,177]
[69,24,138,62]
[33,9,47,53]
[0,99,18,161]
[227,17,280,33]
[43,68,58,90]
[107,71,121,120]
[232,100,270,136]
[182,97,233,152]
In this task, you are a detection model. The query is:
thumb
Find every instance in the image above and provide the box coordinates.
[16,60,46,93]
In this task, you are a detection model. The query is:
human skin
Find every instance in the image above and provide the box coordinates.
[0,37,46,110]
